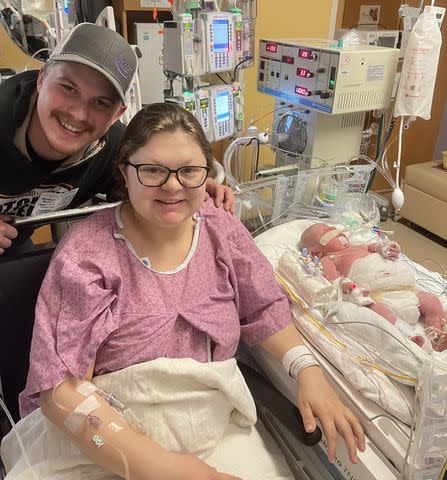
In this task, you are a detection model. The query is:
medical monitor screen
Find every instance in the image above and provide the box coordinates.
[215,92,230,123]
[213,20,229,52]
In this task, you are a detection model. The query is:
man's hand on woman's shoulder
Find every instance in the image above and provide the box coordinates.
[205,179,235,214]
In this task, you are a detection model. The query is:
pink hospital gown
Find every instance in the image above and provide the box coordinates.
[20,200,293,417]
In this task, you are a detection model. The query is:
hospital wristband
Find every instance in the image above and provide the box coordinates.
[281,345,319,380]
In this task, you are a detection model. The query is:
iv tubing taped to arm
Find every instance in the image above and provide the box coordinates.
[41,377,177,480]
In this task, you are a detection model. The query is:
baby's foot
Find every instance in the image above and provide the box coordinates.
[411,335,425,348]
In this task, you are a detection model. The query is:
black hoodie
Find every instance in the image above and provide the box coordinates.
[0,70,125,218]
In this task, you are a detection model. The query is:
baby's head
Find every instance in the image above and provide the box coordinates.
[300,223,350,257]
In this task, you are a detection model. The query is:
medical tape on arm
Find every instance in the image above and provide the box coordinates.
[64,395,102,432]
[52,380,131,480]
[282,345,319,380]
[76,381,99,397]
[378,238,400,258]
[50,380,100,432]
[76,382,146,435]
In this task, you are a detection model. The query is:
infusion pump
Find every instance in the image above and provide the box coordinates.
[207,85,235,141]
[203,12,235,72]
[166,85,235,142]
[163,11,242,76]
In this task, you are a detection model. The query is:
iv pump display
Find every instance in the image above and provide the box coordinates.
[207,85,235,141]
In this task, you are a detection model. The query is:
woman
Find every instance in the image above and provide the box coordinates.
[2,104,364,480]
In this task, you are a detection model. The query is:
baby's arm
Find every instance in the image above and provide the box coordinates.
[320,256,372,305]
[367,244,380,254]
[320,256,342,282]
[367,240,400,259]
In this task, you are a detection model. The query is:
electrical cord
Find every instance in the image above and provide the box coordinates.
[247,136,261,174]
[31,48,51,59]
[376,116,397,165]
[366,113,384,190]
[214,72,228,84]
[232,57,253,81]
[269,144,330,166]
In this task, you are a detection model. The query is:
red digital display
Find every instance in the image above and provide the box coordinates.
[298,48,313,59]
[265,43,278,53]
[297,67,311,78]
[295,86,311,97]
[282,55,294,64]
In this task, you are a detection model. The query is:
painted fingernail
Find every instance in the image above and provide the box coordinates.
[305,424,314,432]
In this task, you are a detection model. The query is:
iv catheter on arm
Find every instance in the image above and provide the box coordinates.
[40,363,165,480]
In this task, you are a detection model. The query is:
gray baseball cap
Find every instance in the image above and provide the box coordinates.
[50,23,138,103]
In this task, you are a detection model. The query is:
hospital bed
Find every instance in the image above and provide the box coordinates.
[0,206,322,480]
[231,167,447,480]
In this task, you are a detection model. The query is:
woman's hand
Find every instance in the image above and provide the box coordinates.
[296,366,365,464]
[205,179,235,214]
[172,454,242,480]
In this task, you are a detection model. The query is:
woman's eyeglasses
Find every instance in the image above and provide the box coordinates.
[125,162,210,188]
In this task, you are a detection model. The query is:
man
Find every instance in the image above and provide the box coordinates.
[0,23,234,255]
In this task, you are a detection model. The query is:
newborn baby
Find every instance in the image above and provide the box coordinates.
[300,223,447,352]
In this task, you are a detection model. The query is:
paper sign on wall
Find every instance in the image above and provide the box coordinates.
[358,5,381,26]
[140,0,172,7]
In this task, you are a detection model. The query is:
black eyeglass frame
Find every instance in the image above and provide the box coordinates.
[125,161,210,188]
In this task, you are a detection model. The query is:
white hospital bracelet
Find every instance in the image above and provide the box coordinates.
[282,345,319,380]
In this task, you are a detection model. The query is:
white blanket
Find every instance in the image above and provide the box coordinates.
[1,358,293,480]
[348,253,416,292]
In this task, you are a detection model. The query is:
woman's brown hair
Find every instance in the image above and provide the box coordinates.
[111,102,214,200]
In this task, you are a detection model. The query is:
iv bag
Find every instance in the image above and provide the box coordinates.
[394,10,442,120]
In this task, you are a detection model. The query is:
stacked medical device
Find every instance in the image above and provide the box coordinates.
[162,0,256,142]
[258,38,399,171]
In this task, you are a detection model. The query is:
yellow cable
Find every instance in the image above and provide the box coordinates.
[438,461,447,480]
[275,272,348,350]
[275,272,417,383]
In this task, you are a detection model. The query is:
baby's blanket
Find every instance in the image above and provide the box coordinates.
[348,253,416,292]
